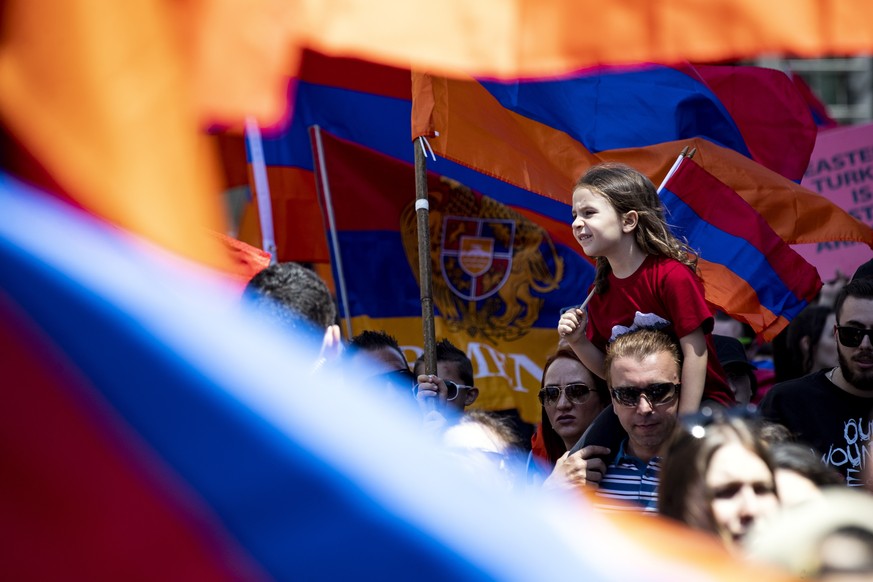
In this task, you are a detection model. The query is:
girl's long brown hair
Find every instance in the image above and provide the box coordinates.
[575,163,697,294]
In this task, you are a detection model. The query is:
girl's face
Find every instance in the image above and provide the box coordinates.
[571,187,630,259]
[542,357,604,450]
[706,442,779,547]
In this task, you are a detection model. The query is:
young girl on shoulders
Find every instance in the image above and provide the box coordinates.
[557,163,734,415]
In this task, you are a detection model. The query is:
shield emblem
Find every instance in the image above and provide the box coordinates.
[441,216,515,301]
[459,237,493,277]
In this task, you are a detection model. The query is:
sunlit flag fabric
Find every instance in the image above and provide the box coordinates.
[0,173,582,580]
[290,0,873,77]
[411,68,873,337]
[457,64,816,181]
[659,156,822,339]
[247,51,823,255]
[243,50,598,420]
[309,129,591,421]
[1,172,803,582]
[0,0,236,270]
[5,0,873,279]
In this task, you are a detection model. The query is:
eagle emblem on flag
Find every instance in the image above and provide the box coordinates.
[401,177,564,342]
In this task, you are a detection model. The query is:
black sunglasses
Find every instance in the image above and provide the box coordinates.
[538,383,595,406]
[611,382,680,408]
[375,369,416,393]
[835,325,873,348]
[412,378,473,401]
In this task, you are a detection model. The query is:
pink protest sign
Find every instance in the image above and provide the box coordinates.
[795,122,873,282]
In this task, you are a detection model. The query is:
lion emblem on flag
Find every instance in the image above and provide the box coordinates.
[400,177,564,342]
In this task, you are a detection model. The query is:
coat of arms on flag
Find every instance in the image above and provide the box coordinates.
[442,216,514,301]
[401,177,566,343]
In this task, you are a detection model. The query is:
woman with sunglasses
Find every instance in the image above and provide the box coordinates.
[531,346,610,482]
[658,410,780,551]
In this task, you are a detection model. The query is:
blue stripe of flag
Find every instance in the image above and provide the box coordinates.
[0,174,605,581]
[480,66,751,157]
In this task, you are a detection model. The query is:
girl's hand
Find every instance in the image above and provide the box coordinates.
[557,307,588,343]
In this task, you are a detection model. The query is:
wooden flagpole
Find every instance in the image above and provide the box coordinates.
[414,137,437,377]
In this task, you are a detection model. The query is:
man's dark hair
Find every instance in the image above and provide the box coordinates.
[243,262,336,332]
[347,330,405,362]
[413,338,474,386]
[769,441,844,487]
[852,258,873,282]
[834,278,873,322]
[781,305,834,380]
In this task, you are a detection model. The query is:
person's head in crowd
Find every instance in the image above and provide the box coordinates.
[244,262,342,367]
[781,305,838,381]
[346,330,416,400]
[713,311,759,357]
[538,347,609,464]
[442,409,524,490]
[768,441,843,508]
[444,409,522,451]
[244,262,336,332]
[818,270,851,310]
[756,420,794,444]
[746,488,873,580]
[659,409,780,550]
[852,258,873,282]
[412,339,479,415]
[713,311,745,342]
[572,162,696,295]
[605,328,682,463]
[713,334,758,405]
[832,277,873,394]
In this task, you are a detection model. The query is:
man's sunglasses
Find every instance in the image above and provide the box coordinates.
[538,383,595,406]
[413,378,473,401]
[375,369,416,393]
[835,325,873,348]
[610,382,680,408]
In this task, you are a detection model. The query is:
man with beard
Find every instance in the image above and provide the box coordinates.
[761,278,873,488]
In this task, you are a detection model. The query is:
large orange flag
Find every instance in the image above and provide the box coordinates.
[0,0,297,272]
[4,0,873,276]
[296,0,873,77]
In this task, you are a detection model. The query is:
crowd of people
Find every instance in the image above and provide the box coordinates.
[243,163,873,580]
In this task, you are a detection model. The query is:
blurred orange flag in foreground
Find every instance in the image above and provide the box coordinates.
[2,0,873,272]
[0,0,297,273]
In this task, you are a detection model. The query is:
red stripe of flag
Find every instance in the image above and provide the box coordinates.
[668,158,821,304]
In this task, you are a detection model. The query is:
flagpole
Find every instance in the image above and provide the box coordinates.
[414,137,437,377]
[656,146,690,194]
[311,125,354,340]
[245,118,277,262]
